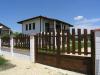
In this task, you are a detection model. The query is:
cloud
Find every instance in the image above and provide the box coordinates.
[77,18,100,24]
[74,16,100,30]
[74,16,84,20]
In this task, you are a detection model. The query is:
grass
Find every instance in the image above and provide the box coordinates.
[0,56,8,65]
[70,41,91,50]
[39,41,91,53]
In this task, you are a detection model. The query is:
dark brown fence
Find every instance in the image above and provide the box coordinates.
[35,29,95,75]
[1,36,10,47]
[14,34,30,49]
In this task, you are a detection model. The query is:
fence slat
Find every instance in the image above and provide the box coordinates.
[53,31,55,53]
[35,35,38,61]
[84,29,88,55]
[20,34,22,48]
[72,29,75,54]
[67,30,70,54]
[42,32,44,49]
[45,32,48,52]
[38,33,41,51]
[49,31,51,51]
[56,30,60,67]
[90,30,95,75]
[78,29,81,55]
[23,35,26,48]
[62,30,65,53]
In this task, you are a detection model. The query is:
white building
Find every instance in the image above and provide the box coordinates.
[18,16,73,35]
[0,23,11,35]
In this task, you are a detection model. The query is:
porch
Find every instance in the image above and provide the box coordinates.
[41,19,70,32]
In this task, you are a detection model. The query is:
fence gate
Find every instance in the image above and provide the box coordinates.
[35,29,95,75]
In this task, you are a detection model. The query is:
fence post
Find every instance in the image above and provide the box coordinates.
[10,35,14,56]
[56,30,61,67]
[30,35,35,63]
[0,36,1,54]
[91,30,95,75]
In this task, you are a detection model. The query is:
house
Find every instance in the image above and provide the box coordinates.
[18,16,73,35]
[0,23,11,35]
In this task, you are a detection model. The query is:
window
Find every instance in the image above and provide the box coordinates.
[26,24,28,31]
[29,24,31,30]
[32,23,35,30]
[45,23,50,32]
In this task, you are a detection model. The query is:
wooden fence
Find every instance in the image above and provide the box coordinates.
[35,29,95,75]
[1,34,30,49]
[14,34,30,49]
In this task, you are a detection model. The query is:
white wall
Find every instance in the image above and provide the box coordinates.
[22,18,51,35]
[22,18,70,35]
[95,31,100,75]
[22,18,41,35]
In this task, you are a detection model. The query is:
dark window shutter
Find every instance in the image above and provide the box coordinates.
[26,24,28,31]
[29,24,31,30]
[33,23,35,30]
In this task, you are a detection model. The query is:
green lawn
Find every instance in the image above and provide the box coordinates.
[39,41,91,53]
[0,56,8,65]
[70,41,91,50]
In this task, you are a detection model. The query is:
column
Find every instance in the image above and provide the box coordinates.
[95,31,100,75]
[30,35,35,63]
[10,35,14,56]
[54,21,56,48]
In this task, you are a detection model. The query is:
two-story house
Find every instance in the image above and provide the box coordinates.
[18,16,73,35]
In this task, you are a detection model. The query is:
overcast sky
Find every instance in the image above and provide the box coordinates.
[0,0,100,32]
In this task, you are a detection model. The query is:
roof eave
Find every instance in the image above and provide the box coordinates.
[17,16,74,27]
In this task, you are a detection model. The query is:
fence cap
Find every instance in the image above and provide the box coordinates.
[94,28,100,31]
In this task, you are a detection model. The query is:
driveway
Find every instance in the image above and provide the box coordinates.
[0,51,85,75]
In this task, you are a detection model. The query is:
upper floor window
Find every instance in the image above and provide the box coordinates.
[29,24,31,30]
[45,23,50,32]
[32,23,35,30]
[26,24,28,31]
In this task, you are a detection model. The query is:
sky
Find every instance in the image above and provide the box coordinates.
[0,0,100,32]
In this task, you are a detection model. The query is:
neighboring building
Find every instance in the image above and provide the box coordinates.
[18,16,73,35]
[0,23,11,35]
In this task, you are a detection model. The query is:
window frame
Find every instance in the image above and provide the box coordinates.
[32,23,35,30]
[29,23,32,30]
[26,24,28,31]
[45,23,50,32]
